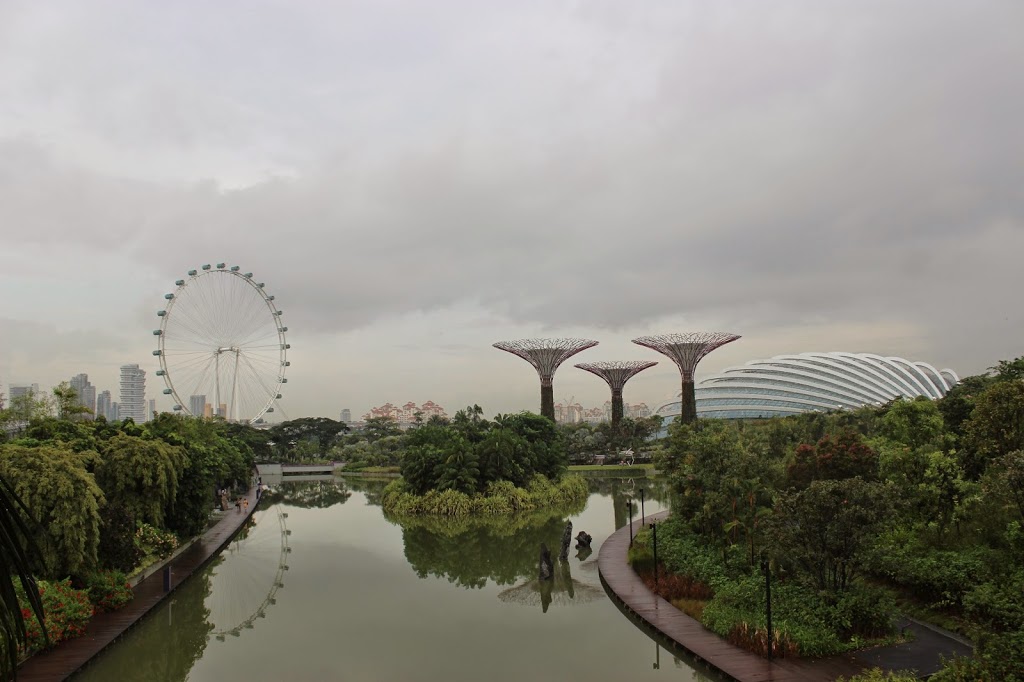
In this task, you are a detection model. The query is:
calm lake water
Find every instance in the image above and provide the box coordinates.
[74,477,718,682]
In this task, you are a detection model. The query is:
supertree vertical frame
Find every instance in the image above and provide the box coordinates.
[574,361,658,428]
[493,338,599,421]
[632,332,741,424]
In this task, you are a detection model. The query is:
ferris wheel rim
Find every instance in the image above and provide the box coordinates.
[156,266,288,423]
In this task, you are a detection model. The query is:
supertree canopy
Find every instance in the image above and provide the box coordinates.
[493,338,598,421]
[574,361,657,427]
[632,332,740,424]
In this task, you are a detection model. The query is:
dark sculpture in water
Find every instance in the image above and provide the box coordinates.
[539,543,554,581]
[559,521,573,561]
[575,531,592,549]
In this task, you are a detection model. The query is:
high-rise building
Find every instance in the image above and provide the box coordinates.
[110,402,120,421]
[69,373,97,419]
[203,403,213,418]
[190,394,207,417]
[340,408,352,423]
[217,403,227,418]
[148,399,157,422]
[8,383,40,401]
[119,364,147,423]
[96,390,112,421]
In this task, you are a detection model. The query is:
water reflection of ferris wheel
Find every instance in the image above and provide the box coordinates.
[206,506,290,641]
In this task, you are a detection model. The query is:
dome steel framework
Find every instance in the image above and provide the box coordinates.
[655,351,960,421]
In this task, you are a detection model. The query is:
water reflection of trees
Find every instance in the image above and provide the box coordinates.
[77,573,213,682]
[585,477,672,528]
[386,500,586,590]
[262,479,352,508]
[343,476,390,506]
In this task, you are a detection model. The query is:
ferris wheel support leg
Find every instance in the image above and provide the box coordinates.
[231,350,240,422]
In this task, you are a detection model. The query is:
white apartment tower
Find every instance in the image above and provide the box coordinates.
[119,364,147,422]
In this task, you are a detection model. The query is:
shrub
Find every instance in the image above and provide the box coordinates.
[135,523,179,560]
[382,475,587,517]
[963,572,1024,631]
[931,628,1024,682]
[833,586,897,638]
[17,579,93,653]
[84,570,134,612]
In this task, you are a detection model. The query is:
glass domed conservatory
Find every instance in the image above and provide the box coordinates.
[655,352,960,421]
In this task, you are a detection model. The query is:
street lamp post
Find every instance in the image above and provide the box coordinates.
[640,488,646,525]
[627,500,634,546]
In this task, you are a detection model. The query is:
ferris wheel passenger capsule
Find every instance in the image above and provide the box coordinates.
[217,263,226,269]
[164,293,174,300]
[188,270,197,276]
[244,272,253,278]
[153,330,162,335]
[175,279,184,286]
[202,264,211,270]
[156,370,165,376]
[157,310,166,317]
[172,405,182,411]
[153,350,162,356]
[163,389,172,395]
[230,265,240,271]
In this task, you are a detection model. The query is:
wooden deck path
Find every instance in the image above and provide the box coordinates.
[17,485,262,681]
[599,511,866,682]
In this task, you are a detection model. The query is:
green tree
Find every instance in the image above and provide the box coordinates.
[880,396,945,450]
[95,434,187,527]
[361,416,402,443]
[0,444,104,577]
[768,477,894,592]
[437,448,480,495]
[476,429,529,488]
[51,381,90,421]
[961,380,1024,479]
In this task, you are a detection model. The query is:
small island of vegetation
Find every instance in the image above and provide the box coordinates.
[379,407,588,516]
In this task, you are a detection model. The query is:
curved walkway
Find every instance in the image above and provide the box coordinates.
[17,484,262,681]
[599,514,974,681]
[599,511,866,682]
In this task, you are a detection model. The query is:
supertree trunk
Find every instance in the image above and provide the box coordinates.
[611,388,624,428]
[541,379,555,422]
[680,378,697,424]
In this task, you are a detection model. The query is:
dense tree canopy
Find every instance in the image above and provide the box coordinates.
[0,444,104,577]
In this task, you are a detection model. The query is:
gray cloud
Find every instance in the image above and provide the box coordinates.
[2,0,1022,415]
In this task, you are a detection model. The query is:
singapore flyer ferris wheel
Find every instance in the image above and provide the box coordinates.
[153,263,289,423]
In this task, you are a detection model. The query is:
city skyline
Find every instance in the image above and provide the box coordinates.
[2,1,1022,420]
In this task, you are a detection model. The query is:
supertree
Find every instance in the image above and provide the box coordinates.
[574,361,658,428]
[493,338,598,421]
[632,332,741,424]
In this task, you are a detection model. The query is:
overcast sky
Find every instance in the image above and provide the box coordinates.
[2,0,1022,420]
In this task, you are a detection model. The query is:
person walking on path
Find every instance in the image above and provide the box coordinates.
[243,498,249,512]
[235,497,242,513]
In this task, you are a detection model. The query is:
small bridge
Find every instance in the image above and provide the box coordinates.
[257,463,345,478]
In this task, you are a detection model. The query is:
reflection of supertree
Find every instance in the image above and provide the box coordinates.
[262,479,351,508]
[493,338,598,420]
[498,558,603,613]
[574,361,658,427]
[632,332,740,424]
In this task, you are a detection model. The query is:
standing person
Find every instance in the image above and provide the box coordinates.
[243,497,249,512]
[235,497,241,513]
